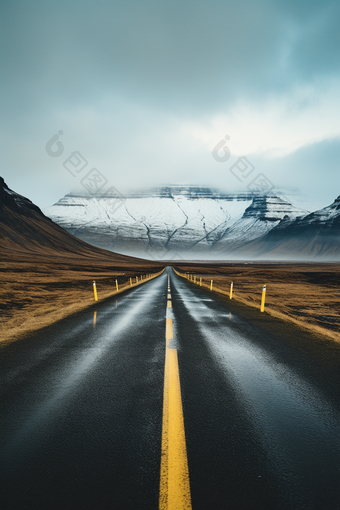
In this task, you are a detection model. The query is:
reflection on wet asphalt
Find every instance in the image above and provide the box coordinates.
[1,268,340,509]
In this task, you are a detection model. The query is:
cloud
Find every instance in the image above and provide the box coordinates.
[1,0,339,112]
[0,0,339,207]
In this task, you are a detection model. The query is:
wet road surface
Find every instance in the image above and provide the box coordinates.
[1,268,340,509]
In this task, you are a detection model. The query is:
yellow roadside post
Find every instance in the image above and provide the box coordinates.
[130,277,132,286]
[210,279,213,291]
[260,284,266,312]
[93,280,98,301]
[116,279,119,291]
[230,281,233,299]
[136,276,138,283]
[194,275,196,283]
[200,277,202,286]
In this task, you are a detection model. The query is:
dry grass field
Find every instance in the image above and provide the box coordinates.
[0,254,164,344]
[2,259,339,344]
[175,262,340,341]
[0,180,165,344]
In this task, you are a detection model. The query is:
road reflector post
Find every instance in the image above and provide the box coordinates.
[136,276,138,283]
[200,277,202,286]
[93,281,98,301]
[260,284,266,312]
[210,279,213,291]
[116,279,119,291]
[230,281,233,299]
[130,277,132,286]
[194,275,196,283]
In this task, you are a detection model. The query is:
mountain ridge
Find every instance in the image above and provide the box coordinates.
[236,195,340,260]
[0,176,155,267]
[44,185,310,258]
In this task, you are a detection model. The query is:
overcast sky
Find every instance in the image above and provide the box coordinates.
[1,0,339,208]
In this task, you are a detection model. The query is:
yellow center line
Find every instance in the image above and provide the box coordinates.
[159,295,192,510]
[165,318,173,348]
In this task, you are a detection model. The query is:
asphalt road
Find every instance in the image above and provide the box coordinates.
[1,268,340,509]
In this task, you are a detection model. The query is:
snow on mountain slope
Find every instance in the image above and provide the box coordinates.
[230,195,340,260]
[44,186,308,258]
[275,190,327,213]
[212,195,309,254]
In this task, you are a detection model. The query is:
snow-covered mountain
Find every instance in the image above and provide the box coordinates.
[238,195,340,260]
[44,185,309,258]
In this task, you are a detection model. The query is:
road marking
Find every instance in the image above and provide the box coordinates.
[166,319,173,345]
[160,281,192,510]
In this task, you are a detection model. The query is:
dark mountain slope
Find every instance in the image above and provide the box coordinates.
[0,177,160,269]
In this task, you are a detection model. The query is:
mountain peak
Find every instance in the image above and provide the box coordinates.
[0,176,43,218]
[243,195,308,222]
